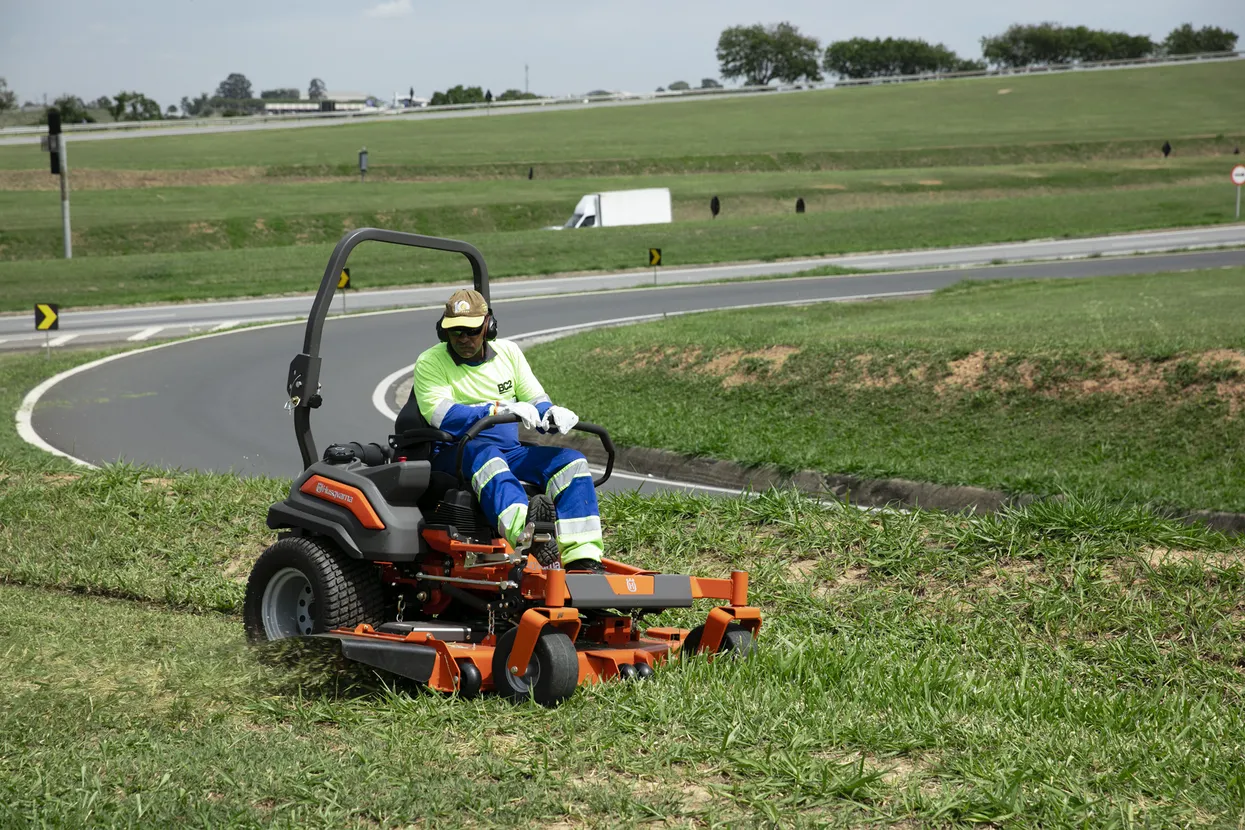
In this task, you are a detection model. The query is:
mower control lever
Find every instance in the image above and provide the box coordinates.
[455,414,615,488]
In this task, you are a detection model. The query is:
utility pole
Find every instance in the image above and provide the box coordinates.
[525,64,529,94]
[46,109,72,259]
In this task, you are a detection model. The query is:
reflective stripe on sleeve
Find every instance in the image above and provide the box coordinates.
[546,458,592,500]
[555,515,602,542]
[429,399,454,429]
[531,394,552,406]
[472,457,511,495]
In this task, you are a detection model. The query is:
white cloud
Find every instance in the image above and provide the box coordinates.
[365,0,412,18]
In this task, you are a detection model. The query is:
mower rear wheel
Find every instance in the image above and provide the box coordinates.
[681,623,756,660]
[243,536,384,644]
[491,625,579,707]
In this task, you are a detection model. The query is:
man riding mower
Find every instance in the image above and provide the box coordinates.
[244,229,760,706]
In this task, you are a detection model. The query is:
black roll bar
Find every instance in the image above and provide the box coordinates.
[288,229,491,470]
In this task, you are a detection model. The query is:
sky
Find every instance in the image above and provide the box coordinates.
[2,0,1241,109]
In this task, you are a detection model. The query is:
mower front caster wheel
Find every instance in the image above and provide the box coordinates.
[682,623,756,660]
[491,626,580,707]
[456,660,483,699]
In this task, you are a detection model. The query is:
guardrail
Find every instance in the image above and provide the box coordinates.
[1,50,1239,138]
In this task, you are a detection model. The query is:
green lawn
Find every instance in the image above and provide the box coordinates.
[2,322,1244,825]
[1,62,1241,173]
[529,267,1245,514]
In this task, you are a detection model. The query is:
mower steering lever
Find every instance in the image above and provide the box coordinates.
[455,414,615,488]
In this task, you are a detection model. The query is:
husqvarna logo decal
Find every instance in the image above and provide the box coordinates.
[625,577,637,593]
[300,475,385,530]
[315,481,354,504]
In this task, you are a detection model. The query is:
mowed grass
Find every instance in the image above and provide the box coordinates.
[3,343,1245,825]
[0,182,1236,311]
[0,61,1242,172]
[530,267,1245,514]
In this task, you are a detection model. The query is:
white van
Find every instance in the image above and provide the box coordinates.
[559,188,673,229]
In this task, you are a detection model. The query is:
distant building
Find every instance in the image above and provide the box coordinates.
[263,91,373,115]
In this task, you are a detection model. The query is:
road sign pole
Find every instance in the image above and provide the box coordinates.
[44,329,50,360]
[1232,165,1245,219]
[59,136,72,259]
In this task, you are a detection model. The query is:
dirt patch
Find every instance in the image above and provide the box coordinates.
[187,221,217,235]
[0,167,270,191]
[997,88,1013,95]
[935,351,993,393]
[616,345,798,389]
[813,183,847,190]
[41,472,82,485]
[917,179,943,186]
[1140,547,1241,570]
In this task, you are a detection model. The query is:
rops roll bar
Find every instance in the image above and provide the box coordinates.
[286,229,491,470]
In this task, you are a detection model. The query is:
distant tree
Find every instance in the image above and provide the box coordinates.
[0,77,16,112]
[38,95,94,124]
[497,88,539,101]
[180,93,213,117]
[717,22,822,85]
[109,91,162,121]
[308,78,327,100]
[485,89,494,104]
[1163,23,1238,55]
[699,78,723,89]
[429,85,485,106]
[655,86,666,92]
[824,37,983,78]
[166,104,178,117]
[215,73,253,100]
[260,88,300,100]
[89,95,112,110]
[981,23,1155,68]
[668,80,691,90]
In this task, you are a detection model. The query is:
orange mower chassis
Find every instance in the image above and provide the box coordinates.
[318,530,761,697]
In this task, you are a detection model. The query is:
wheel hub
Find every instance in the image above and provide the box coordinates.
[261,567,316,639]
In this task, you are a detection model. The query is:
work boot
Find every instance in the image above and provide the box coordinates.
[563,558,606,574]
[527,494,560,568]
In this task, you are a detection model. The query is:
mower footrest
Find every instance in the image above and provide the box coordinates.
[377,621,473,641]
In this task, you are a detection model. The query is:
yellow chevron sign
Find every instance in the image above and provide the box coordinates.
[338,268,351,289]
[35,303,59,331]
[648,248,662,267]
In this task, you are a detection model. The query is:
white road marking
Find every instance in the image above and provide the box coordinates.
[47,334,78,347]
[210,320,242,332]
[127,327,164,342]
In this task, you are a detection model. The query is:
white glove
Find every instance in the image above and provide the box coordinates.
[542,405,580,435]
[493,401,542,430]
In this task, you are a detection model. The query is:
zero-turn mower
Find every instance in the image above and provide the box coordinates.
[245,229,761,706]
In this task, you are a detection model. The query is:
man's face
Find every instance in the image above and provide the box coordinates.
[446,318,487,360]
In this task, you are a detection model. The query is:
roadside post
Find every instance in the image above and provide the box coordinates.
[35,303,59,359]
[358,147,368,183]
[648,248,661,285]
[43,109,72,258]
[1232,165,1245,219]
[338,268,351,314]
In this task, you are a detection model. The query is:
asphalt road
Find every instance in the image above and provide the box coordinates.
[23,249,1245,496]
[4,226,1244,351]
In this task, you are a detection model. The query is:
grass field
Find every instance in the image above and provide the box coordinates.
[1,61,1243,310]
[530,267,1245,514]
[1,62,1242,173]
[3,343,1244,825]
[0,182,1236,311]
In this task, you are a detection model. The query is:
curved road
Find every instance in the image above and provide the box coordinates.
[23,249,1245,491]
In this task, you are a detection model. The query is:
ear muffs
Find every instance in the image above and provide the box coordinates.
[437,309,498,342]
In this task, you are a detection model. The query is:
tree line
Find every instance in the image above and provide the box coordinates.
[716,21,1239,84]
